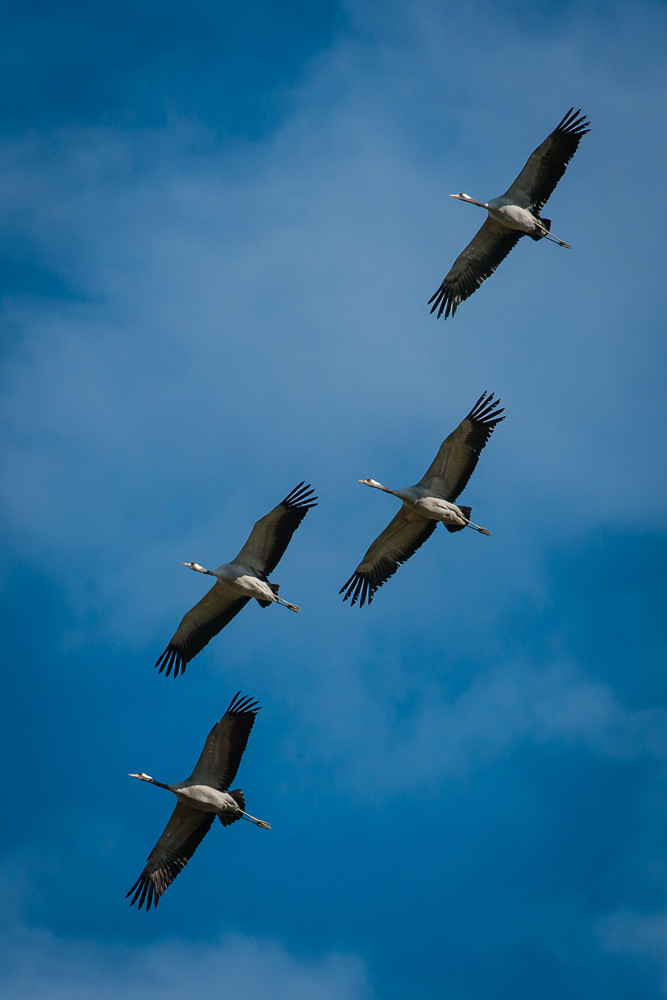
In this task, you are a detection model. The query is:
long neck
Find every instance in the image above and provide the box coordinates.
[184,562,214,576]
[148,777,171,790]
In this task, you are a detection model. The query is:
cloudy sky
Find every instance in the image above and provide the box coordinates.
[1,1,666,997]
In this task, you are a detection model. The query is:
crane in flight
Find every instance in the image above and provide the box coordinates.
[155,482,317,677]
[127,692,270,911]
[340,392,504,606]
[429,108,590,319]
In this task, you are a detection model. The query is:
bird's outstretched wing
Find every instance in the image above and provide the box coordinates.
[155,584,250,678]
[429,219,523,319]
[340,508,436,607]
[418,392,504,500]
[505,107,590,215]
[234,482,317,578]
[189,692,261,791]
[126,804,214,911]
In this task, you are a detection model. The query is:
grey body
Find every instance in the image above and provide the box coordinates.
[202,562,287,603]
[391,486,475,528]
[486,199,545,234]
[170,783,244,814]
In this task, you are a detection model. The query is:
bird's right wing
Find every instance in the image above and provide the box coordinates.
[429,218,522,319]
[340,508,436,607]
[126,803,214,911]
[418,391,505,500]
[155,583,250,678]
[189,692,261,790]
[504,108,590,215]
[233,482,317,579]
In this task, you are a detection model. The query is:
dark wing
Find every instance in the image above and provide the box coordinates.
[505,108,590,214]
[340,508,436,607]
[418,392,505,500]
[429,218,523,319]
[126,803,214,911]
[189,691,261,791]
[233,482,317,578]
[155,582,250,678]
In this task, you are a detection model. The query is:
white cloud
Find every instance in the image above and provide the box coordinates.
[1,0,666,601]
[1,7,666,997]
[288,656,667,798]
[0,927,370,1000]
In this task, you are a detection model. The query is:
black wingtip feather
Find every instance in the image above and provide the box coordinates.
[281,482,318,510]
[554,107,590,137]
[126,875,159,912]
[340,573,374,607]
[225,691,262,716]
[155,645,187,679]
[467,390,506,428]
[428,285,459,320]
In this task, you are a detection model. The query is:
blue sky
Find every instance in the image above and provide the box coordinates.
[1,1,666,997]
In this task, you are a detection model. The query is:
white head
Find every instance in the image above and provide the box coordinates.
[183,561,212,574]
[359,478,387,491]
[128,772,153,782]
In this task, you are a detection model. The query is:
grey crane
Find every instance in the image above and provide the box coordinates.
[429,108,590,319]
[155,482,317,677]
[340,392,504,606]
[127,692,270,911]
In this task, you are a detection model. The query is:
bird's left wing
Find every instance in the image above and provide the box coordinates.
[155,583,250,678]
[417,392,504,500]
[504,107,590,214]
[340,508,436,607]
[429,218,523,319]
[189,692,261,790]
[126,803,214,911]
[233,482,317,578]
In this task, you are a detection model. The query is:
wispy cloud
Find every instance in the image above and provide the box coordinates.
[1,4,666,1000]
[0,926,370,1000]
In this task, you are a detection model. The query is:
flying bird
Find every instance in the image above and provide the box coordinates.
[156,482,317,677]
[429,107,590,319]
[340,392,504,607]
[127,691,270,911]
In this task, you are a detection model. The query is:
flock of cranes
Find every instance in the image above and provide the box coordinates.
[127,108,589,910]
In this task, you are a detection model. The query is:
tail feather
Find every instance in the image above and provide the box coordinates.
[229,789,245,810]
[529,216,551,241]
[219,789,245,827]
[257,583,279,608]
[444,505,471,533]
